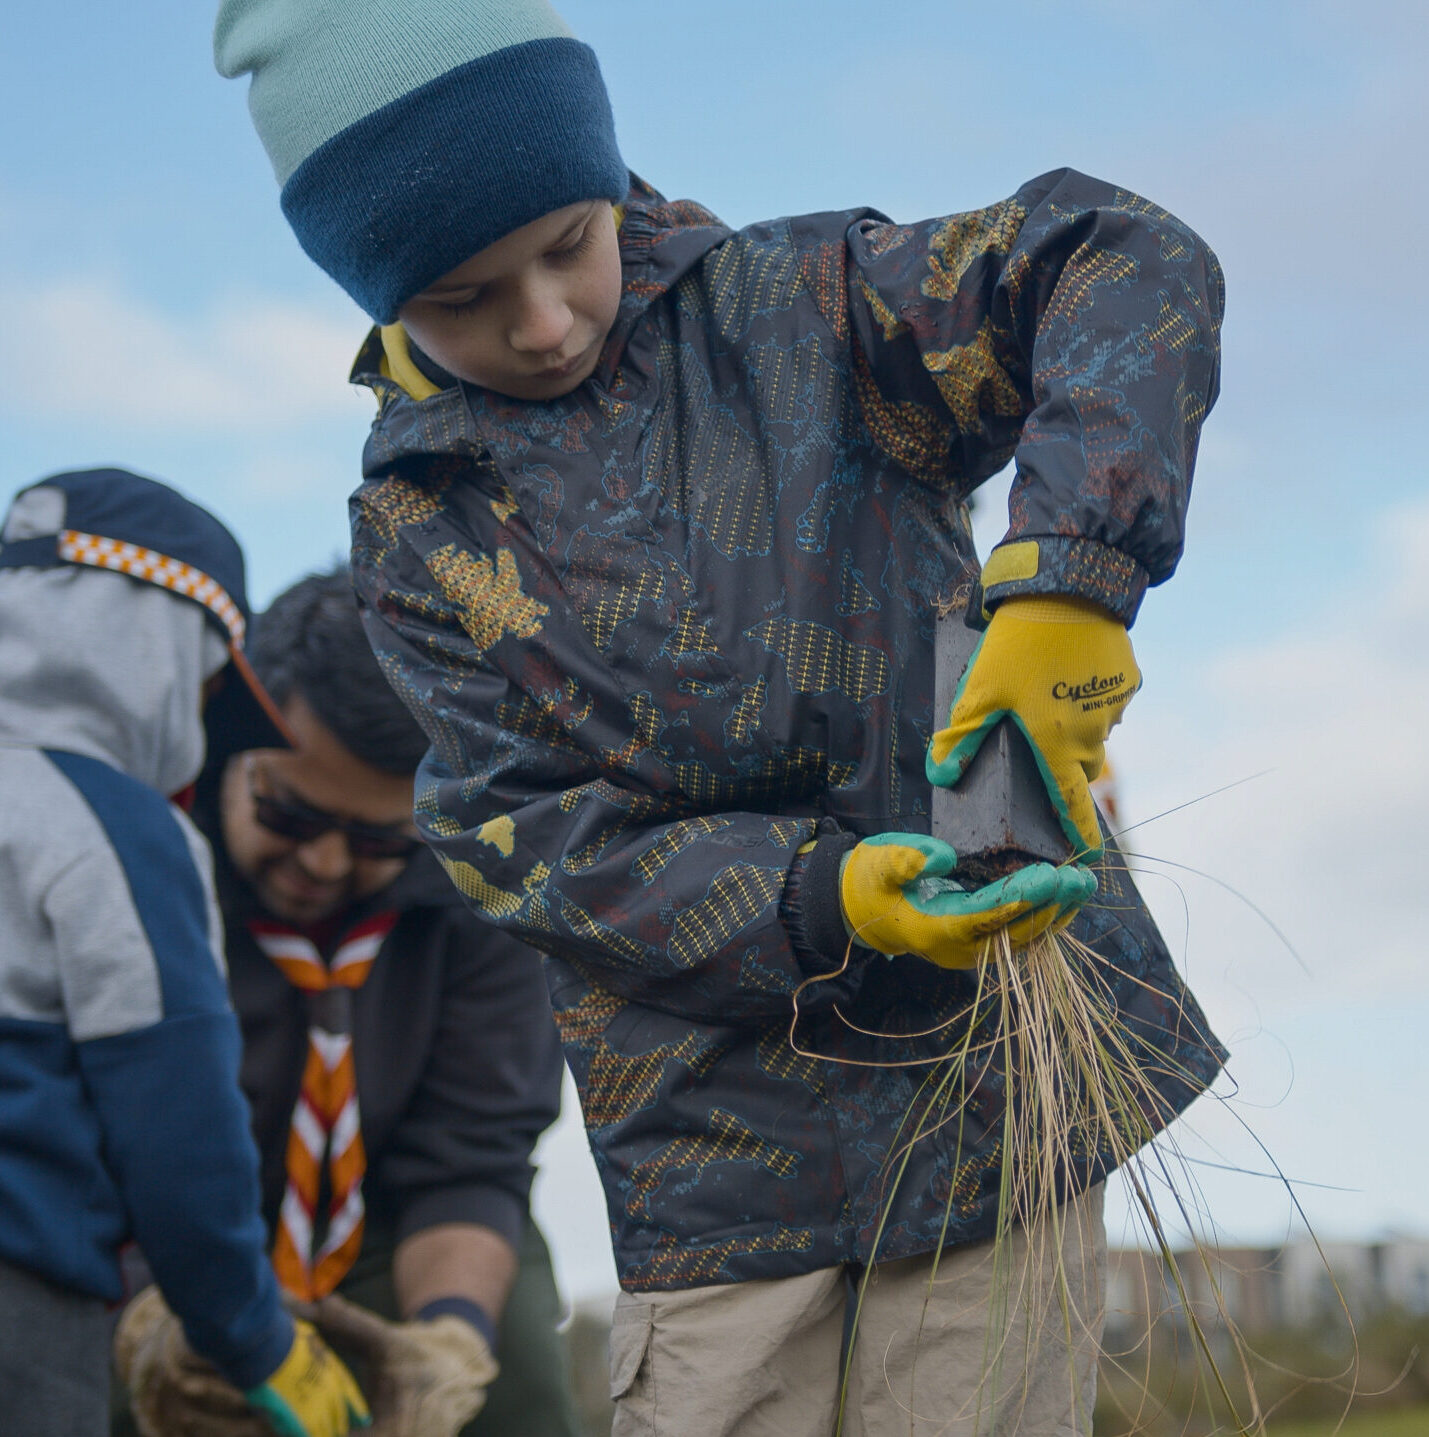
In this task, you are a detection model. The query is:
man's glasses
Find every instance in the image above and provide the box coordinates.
[246,758,422,861]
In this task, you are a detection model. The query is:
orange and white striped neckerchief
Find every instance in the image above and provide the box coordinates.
[248,911,398,1301]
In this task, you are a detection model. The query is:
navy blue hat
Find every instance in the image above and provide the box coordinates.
[0,468,291,757]
[215,0,628,323]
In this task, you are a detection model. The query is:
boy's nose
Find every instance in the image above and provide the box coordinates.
[508,283,575,356]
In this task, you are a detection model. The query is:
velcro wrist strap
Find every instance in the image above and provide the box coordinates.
[784,831,858,969]
[976,536,1151,627]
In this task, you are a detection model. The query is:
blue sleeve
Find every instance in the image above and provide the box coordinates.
[47,752,293,1390]
[80,1018,293,1387]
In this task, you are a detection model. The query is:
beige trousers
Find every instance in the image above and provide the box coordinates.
[608,1185,1105,1437]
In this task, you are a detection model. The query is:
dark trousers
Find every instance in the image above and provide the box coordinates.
[0,1256,112,1437]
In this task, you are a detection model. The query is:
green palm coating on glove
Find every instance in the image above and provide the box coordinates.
[840,832,1096,969]
[926,595,1141,862]
[246,1320,370,1437]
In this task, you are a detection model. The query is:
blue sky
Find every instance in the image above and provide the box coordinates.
[3,1,1426,1303]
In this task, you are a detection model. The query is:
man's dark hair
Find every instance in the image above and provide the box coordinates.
[248,565,428,774]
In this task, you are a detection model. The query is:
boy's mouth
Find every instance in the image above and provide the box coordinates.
[538,348,590,380]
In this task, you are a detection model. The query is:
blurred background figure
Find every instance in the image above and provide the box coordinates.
[0,469,366,1437]
[113,565,582,1437]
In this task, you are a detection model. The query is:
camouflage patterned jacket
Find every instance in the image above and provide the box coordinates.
[348,170,1227,1292]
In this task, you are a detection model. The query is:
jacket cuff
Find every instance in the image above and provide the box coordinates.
[395,1184,527,1253]
[220,1313,296,1392]
[781,827,859,974]
[415,1296,499,1352]
[970,537,1150,628]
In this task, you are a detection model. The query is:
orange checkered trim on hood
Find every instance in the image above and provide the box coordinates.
[58,529,246,644]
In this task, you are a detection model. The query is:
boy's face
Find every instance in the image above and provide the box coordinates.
[398,200,622,400]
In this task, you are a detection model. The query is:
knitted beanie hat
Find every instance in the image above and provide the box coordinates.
[215,0,628,323]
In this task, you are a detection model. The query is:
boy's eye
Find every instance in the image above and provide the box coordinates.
[440,291,484,316]
[548,225,595,264]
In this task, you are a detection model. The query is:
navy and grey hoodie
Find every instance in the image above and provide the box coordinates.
[0,555,294,1387]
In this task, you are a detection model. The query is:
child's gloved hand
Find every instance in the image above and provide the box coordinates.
[246,1320,371,1437]
[840,832,1095,970]
[926,595,1140,862]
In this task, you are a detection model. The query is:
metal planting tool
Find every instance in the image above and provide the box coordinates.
[930,600,1071,886]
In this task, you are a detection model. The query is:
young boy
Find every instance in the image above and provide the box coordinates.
[0,468,368,1437]
[217,4,1228,1432]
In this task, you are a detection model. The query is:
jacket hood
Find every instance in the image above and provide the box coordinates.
[0,468,292,764]
[0,565,227,795]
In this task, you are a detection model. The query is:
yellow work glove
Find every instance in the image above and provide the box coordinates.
[926,595,1140,862]
[246,1320,371,1437]
[841,832,1095,969]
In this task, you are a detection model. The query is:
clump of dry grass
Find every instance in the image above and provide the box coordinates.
[983,922,1264,1434]
[796,899,1356,1436]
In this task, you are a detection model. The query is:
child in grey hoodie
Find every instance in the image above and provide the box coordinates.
[0,468,368,1437]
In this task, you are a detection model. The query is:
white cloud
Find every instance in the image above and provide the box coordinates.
[1098,503,1429,1242]
[1117,496,1429,1010]
[0,276,371,433]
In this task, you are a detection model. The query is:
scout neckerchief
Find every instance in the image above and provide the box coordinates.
[249,911,399,1300]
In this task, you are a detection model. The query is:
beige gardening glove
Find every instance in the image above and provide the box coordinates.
[114,1285,272,1437]
[302,1292,499,1437]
